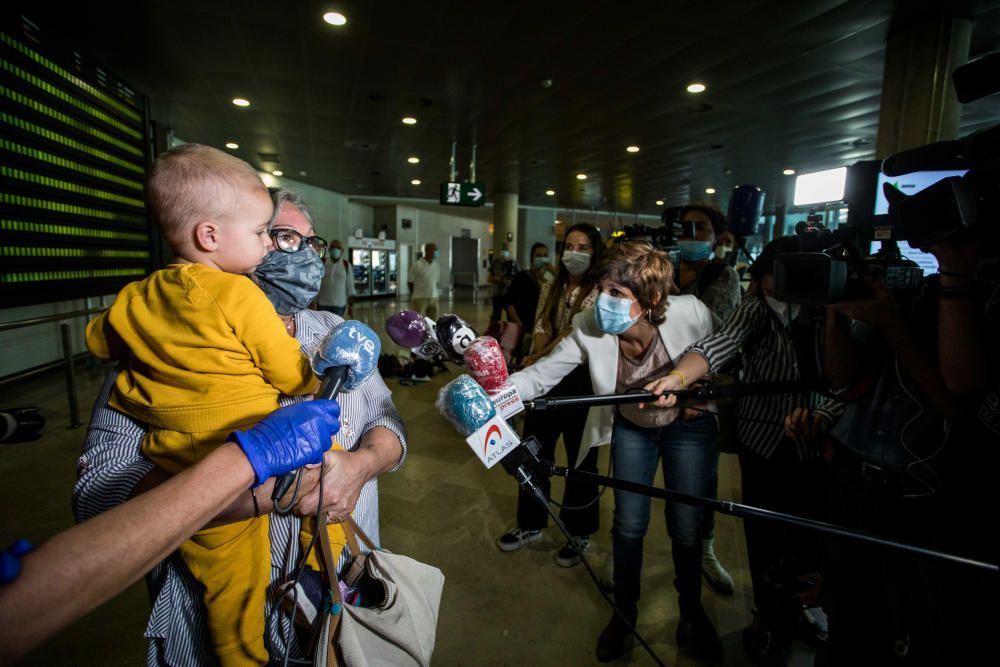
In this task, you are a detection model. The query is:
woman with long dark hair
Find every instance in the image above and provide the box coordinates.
[495,223,605,568]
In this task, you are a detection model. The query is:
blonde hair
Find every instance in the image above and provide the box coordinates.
[144,143,265,250]
[597,242,675,325]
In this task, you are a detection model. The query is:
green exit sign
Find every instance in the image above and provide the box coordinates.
[439,181,486,207]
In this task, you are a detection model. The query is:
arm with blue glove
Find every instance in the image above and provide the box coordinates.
[0,400,340,665]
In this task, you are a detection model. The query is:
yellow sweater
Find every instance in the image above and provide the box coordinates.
[87,264,320,435]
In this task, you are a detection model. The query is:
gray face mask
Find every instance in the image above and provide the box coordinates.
[253,249,325,315]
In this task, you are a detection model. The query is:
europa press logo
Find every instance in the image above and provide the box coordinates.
[483,424,502,456]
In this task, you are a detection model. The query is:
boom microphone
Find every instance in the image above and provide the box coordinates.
[525,380,823,410]
[272,320,381,503]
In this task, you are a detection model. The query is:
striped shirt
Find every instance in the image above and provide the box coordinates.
[72,308,407,666]
[687,295,841,460]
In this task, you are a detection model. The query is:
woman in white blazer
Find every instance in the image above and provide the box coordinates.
[509,242,722,663]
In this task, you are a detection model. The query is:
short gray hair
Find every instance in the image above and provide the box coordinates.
[269,187,314,229]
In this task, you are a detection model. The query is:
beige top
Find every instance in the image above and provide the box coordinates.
[532,281,599,336]
[615,329,679,428]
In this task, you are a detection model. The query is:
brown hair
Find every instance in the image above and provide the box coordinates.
[597,242,675,325]
[680,203,728,236]
[144,143,266,251]
[538,222,604,334]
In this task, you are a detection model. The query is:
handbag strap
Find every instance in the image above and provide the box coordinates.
[315,521,343,667]
[342,516,378,554]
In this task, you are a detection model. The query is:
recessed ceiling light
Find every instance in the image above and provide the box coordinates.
[576,173,587,180]
[626,145,640,153]
[402,116,417,125]
[322,12,347,26]
[545,189,555,196]
[705,187,716,194]
[272,170,283,176]
[655,200,664,206]
[686,83,707,94]
[225,142,239,149]
[299,170,307,176]
[407,156,420,164]
[783,168,796,175]
[232,97,250,107]
[411,179,421,185]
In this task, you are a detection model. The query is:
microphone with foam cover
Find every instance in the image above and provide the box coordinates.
[463,336,508,394]
[435,314,477,363]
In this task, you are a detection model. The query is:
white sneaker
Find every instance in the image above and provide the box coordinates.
[701,538,734,595]
[496,526,543,552]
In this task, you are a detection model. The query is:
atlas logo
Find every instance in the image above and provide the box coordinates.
[483,424,502,456]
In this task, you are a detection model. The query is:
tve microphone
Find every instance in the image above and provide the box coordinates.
[385,310,443,360]
[272,320,381,503]
[463,336,524,419]
[435,375,547,505]
[435,314,476,363]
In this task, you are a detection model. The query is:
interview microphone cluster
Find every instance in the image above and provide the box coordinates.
[385,310,477,363]
[271,320,381,503]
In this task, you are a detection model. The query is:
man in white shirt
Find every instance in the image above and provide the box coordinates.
[408,242,440,319]
[317,239,355,317]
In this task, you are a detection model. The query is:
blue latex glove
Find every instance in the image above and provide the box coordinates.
[230,400,341,487]
[0,539,34,585]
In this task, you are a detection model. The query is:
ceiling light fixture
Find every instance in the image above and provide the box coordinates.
[411,179,421,185]
[272,170,283,177]
[686,82,707,94]
[232,97,250,107]
[299,171,308,176]
[705,187,716,194]
[225,142,239,149]
[407,156,420,164]
[783,168,796,175]
[626,145,640,153]
[655,200,664,206]
[576,173,587,180]
[401,116,417,125]
[322,12,347,26]
[545,189,555,196]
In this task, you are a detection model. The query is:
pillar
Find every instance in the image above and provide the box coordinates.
[493,193,518,259]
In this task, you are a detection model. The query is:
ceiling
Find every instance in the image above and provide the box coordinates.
[16,0,1000,215]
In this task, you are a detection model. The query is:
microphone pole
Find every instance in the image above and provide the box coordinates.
[536,463,997,575]
[271,366,350,503]
[526,380,820,411]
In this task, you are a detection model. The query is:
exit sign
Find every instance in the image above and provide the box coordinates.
[440,181,486,207]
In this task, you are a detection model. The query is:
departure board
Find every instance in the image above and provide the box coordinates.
[0,13,151,307]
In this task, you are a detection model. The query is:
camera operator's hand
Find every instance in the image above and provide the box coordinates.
[641,372,684,409]
[927,237,979,276]
[826,277,899,330]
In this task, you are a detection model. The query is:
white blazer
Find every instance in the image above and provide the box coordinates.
[509,294,715,465]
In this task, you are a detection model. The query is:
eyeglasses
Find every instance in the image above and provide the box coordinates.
[269,228,328,259]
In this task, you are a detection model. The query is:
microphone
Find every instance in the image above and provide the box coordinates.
[385,310,444,360]
[463,336,525,418]
[272,320,381,503]
[434,314,477,363]
[435,375,548,505]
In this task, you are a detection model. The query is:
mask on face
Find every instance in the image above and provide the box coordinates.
[254,249,325,315]
[501,249,511,259]
[562,250,592,276]
[433,250,440,259]
[331,247,343,260]
[595,292,640,334]
[532,256,548,270]
[677,240,714,262]
[764,295,801,324]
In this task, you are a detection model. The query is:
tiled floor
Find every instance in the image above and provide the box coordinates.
[0,293,818,666]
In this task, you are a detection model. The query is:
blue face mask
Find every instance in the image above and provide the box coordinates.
[595,292,639,334]
[331,247,343,260]
[533,256,548,270]
[433,250,441,259]
[677,240,713,262]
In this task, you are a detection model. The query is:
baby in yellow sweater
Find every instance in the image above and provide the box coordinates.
[86,144,344,666]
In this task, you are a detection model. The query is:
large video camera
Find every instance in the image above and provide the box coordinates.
[774,53,999,306]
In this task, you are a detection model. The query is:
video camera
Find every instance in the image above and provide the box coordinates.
[774,53,999,306]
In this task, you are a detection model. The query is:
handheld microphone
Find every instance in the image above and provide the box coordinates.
[272,320,381,503]
[435,375,547,505]
[463,336,525,418]
[385,310,444,360]
[435,314,477,363]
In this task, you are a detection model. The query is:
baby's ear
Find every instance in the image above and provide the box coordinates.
[193,220,220,251]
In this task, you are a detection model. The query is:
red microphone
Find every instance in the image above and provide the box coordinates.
[463,336,508,394]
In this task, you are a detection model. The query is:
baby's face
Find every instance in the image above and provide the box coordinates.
[214,187,274,274]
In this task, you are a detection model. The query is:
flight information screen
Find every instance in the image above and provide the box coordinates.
[0,13,151,307]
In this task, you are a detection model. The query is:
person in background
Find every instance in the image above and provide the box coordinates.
[496,224,604,568]
[503,243,550,361]
[408,242,440,319]
[318,239,354,317]
[674,204,742,597]
[510,242,721,663]
[489,242,519,321]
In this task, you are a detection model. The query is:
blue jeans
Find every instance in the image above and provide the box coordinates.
[611,414,718,610]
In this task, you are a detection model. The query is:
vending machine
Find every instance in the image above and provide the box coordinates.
[347,238,397,298]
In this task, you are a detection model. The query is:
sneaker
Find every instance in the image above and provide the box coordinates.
[702,538,735,595]
[555,535,591,567]
[496,526,542,552]
[278,565,324,628]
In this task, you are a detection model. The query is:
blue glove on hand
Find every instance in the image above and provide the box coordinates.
[230,400,341,487]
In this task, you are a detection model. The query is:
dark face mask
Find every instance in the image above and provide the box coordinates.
[253,249,325,315]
